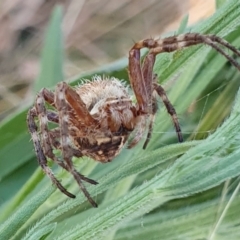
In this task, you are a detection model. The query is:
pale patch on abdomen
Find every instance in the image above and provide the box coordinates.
[76,135,128,163]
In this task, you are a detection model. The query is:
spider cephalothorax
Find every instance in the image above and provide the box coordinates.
[27,33,240,207]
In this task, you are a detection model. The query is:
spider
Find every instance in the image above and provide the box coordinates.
[27,33,240,207]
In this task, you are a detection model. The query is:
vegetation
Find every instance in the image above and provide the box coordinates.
[1,0,240,239]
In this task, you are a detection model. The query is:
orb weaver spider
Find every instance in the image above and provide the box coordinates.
[27,33,240,207]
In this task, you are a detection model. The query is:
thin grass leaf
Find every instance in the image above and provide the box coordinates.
[177,14,189,34]
[216,0,228,9]
[0,187,54,240]
[115,195,240,240]
[0,168,43,222]
[34,6,64,91]
[26,223,57,240]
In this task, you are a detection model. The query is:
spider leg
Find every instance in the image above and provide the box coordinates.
[27,107,75,198]
[142,89,158,149]
[41,87,90,128]
[132,33,240,70]
[127,78,158,149]
[55,82,98,207]
[129,44,182,147]
[128,46,149,113]
[41,88,98,185]
[141,71,183,148]
[47,128,97,185]
[129,33,240,147]
[49,129,80,157]
[127,45,155,148]
[42,87,55,105]
[141,57,182,144]
[64,83,98,126]
[127,115,147,149]
[57,85,99,185]
[153,82,183,143]
[46,111,59,123]
[139,65,164,149]
[141,98,157,149]
[46,112,86,157]
[34,93,73,179]
[29,88,98,206]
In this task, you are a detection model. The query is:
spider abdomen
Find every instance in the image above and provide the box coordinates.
[76,76,130,110]
[72,76,137,162]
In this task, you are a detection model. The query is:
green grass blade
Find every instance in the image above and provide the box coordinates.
[34,6,64,92]
[0,187,54,240]
[1,1,240,240]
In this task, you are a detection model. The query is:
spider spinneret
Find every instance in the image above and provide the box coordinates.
[27,33,240,207]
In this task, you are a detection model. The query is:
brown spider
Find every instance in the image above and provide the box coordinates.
[27,33,240,207]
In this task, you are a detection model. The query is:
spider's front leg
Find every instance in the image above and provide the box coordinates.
[27,107,76,198]
[128,41,183,148]
[55,82,98,207]
[132,34,240,71]
[40,88,98,187]
[129,33,240,147]
[127,45,155,148]
[28,87,98,207]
